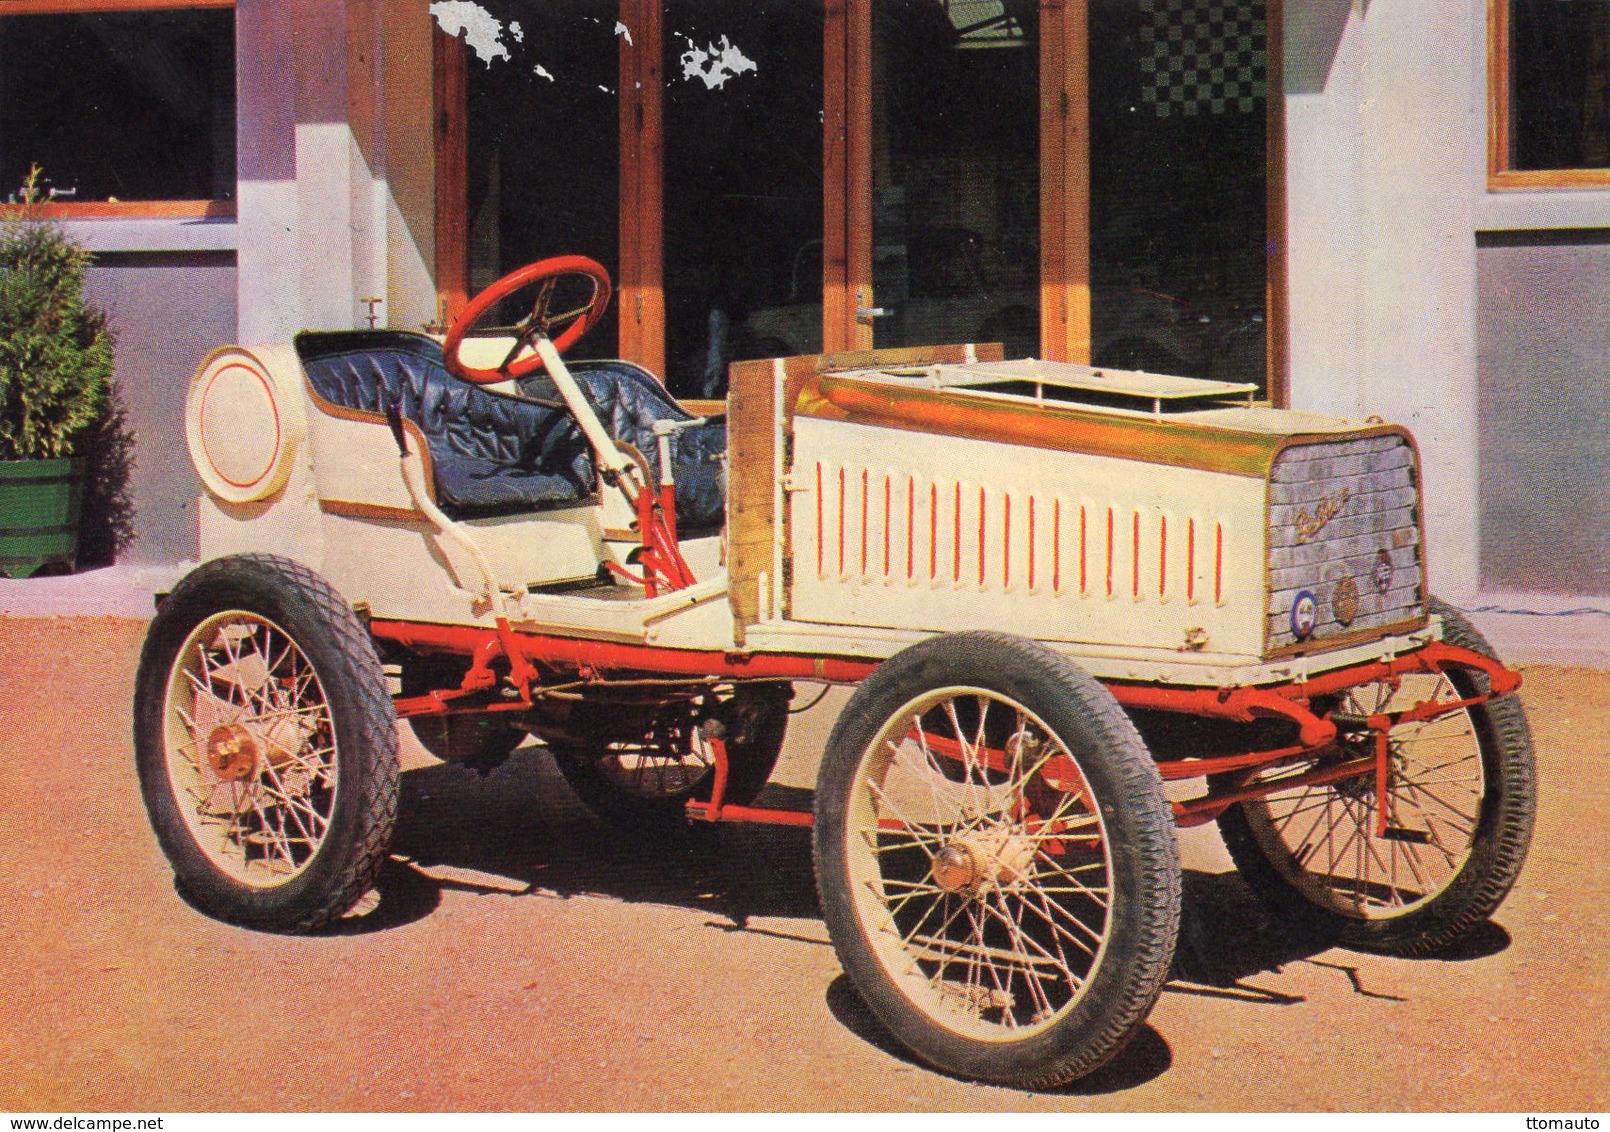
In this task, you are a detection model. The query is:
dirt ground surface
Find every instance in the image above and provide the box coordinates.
[0,615,1605,1112]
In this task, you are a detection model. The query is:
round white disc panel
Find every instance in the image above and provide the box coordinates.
[199,363,282,492]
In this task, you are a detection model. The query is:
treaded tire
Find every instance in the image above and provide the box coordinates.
[1216,598,1537,956]
[813,631,1180,1088]
[553,683,791,832]
[134,554,400,933]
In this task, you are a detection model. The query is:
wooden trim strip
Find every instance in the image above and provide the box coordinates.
[0,200,234,218]
[433,26,469,327]
[798,372,1413,480]
[0,0,232,13]
[1265,0,1289,405]
[319,498,429,524]
[823,0,872,354]
[1489,167,1610,190]
[618,0,665,376]
[1487,0,1511,183]
[1266,616,1429,660]
[1040,0,1090,364]
[818,341,1003,373]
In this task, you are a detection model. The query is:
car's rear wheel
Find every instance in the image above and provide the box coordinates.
[552,684,791,831]
[814,632,1180,1087]
[133,554,399,932]
[400,654,528,770]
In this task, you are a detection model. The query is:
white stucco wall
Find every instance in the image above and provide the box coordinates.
[1284,1,1610,609]
[1285,1,1483,601]
[236,0,436,342]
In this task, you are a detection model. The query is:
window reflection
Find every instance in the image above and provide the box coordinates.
[0,10,235,203]
[663,0,824,397]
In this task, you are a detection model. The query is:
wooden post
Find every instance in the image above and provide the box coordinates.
[1040,0,1090,364]
[618,0,666,377]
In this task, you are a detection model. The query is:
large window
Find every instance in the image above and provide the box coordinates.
[453,0,620,357]
[1490,0,1610,188]
[435,1,1283,397]
[663,0,823,396]
[868,0,1040,360]
[0,3,235,213]
[1090,0,1268,386]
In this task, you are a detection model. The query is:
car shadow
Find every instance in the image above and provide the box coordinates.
[331,742,1513,1090]
[330,745,821,935]
[823,973,1174,1094]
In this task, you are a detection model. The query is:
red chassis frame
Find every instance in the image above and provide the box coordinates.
[370,616,1520,834]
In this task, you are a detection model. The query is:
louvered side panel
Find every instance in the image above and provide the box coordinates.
[789,417,1267,655]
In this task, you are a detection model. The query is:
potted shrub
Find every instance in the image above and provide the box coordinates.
[0,167,115,577]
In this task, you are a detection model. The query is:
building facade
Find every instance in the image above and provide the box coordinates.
[3,0,1604,612]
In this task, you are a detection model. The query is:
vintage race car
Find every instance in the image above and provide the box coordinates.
[133,256,1536,1089]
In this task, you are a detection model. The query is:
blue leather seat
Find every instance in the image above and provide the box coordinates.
[519,360,726,533]
[295,331,726,529]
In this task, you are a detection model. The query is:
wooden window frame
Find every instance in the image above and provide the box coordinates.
[1266,0,1288,406]
[432,26,469,329]
[1487,0,1610,191]
[433,0,1288,401]
[617,0,664,375]
[0,0,237,219]
[1040,0,1088,365]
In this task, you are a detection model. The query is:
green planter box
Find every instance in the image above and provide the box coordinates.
[0,456,85,578]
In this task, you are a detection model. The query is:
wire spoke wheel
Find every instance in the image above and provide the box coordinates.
[553,684,790,831]
[849,687,1113,1039]
[815,632,1178,1088]
[1217,599,1536,955]
[595,710,718,801]
[1243,671,1487,919]
[135,555,399,932]
[165,611,338,885]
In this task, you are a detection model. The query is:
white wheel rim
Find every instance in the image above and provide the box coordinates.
[162,611,339,887]
[844,686,1114,1041]
[1243,671,1487,920]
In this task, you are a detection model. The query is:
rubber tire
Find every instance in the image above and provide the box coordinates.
[1216,598,1537,956]
[553,684,791,832]
[813,631,1181,1088]
[134,554,400,933]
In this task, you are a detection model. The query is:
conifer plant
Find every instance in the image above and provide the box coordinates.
[0,165,114,462]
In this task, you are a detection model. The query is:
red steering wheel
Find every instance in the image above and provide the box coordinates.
[443,255,612,384]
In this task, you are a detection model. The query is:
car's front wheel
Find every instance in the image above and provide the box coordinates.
[1215,599,1536,955]
[133,554,400,932]
[813,632,1180,1088]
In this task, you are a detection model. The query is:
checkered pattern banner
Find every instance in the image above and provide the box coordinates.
[1139,0,1266,118]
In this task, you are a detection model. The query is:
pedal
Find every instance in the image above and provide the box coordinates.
[1380,826,1433,844]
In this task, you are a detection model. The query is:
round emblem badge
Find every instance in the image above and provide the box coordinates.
[1333,575,1360,626]
[1374,549,1395,594]
[1290,589,1318,640]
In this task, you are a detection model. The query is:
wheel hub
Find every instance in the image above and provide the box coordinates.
[932,843,981,893]
[932,829,1039,894]
[206,724,259,782]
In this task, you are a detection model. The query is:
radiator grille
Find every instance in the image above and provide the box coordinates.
[1266,435,1424,651]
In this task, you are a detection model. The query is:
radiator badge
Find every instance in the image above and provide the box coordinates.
[1333,574,1360,626]
[1294,488,1350,544]
[1290,589,1318,640]
[1374,549,1395,594]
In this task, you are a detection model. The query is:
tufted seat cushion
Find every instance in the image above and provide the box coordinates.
[295,331,726,529]
[520,360,727,533]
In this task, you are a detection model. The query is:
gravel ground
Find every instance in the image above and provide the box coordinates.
[0,615,1604,1112]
